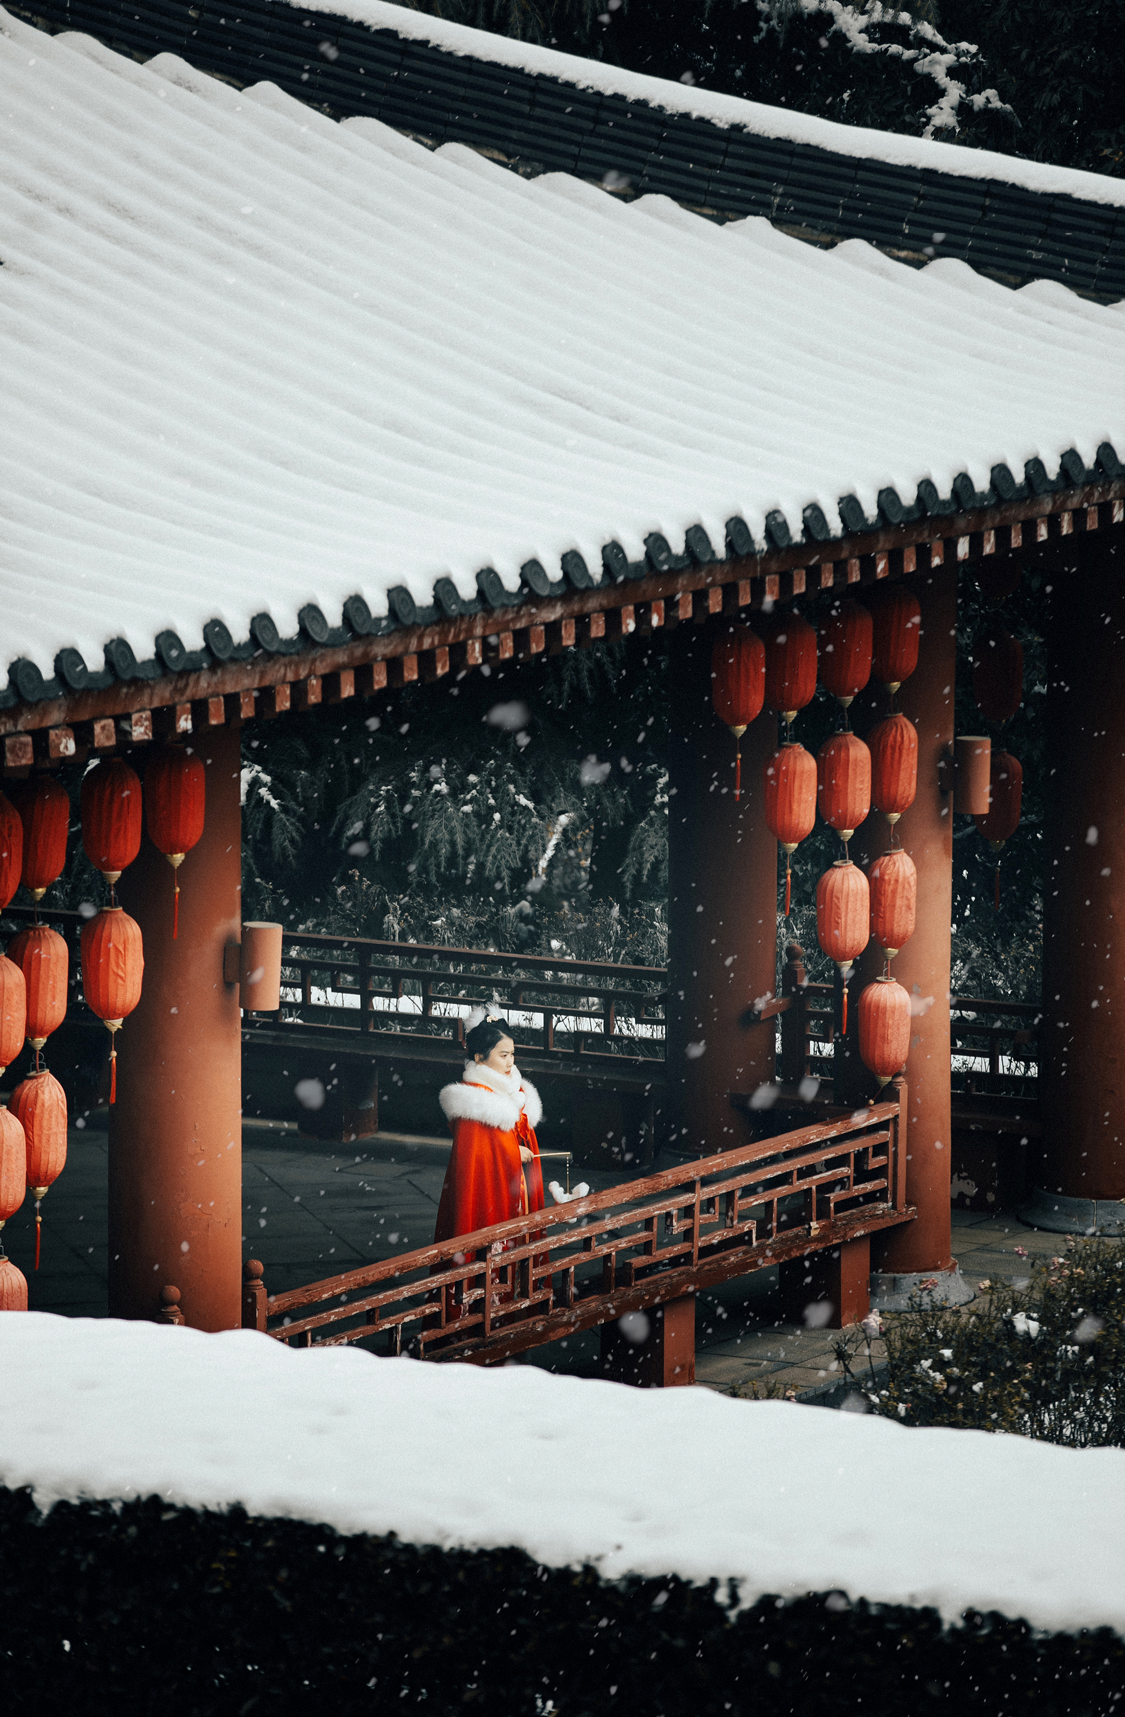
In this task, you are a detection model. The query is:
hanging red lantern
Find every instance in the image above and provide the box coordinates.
[818,599,872,709]
[973,626,1023,725]
[759,612,817,730]
[81,906,144,1104]
[145,746,206,938]
[857,976,912,1088]
[869,585,921,691]
[0,1102,27,1311]
[974,750,1023,909]
[868,712,918,825]
[977,559,1021,601]
[869,848,917,959]
[816,859,869,1032]
[764,742,817,916]
[81,757,142,888]
[10,1068,66,1270]
[0,1104,26,1233]
[7,925,67,1053]
[711,627,766,802]
[0,955,27,1075]
[0,791,23,911]
[817,731,871,847]
[9,777,69,902]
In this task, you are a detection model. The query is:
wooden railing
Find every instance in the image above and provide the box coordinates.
[267,929,668,1071]
[244,1094,911,1363]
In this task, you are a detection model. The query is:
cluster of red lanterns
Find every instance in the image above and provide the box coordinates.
[0,746,205,1285]
[711,583,922,1089]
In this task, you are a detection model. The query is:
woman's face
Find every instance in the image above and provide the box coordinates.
[478,1034,516,1075]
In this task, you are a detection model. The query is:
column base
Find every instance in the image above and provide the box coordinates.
[871,1266,975,1313]
[1018,1187,1125,1236]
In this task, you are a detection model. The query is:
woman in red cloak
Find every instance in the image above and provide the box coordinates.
[434,1011,544,1243]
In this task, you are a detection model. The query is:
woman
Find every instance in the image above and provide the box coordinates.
[434,1010,544,1243]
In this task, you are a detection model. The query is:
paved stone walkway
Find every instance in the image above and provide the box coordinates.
[7,1119,1101,1404]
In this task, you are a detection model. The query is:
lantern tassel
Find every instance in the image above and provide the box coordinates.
[34,1203,41,1272]
[109,1043,117,1106]
[841,982,848,1037]
[784,858,792,919]
[173,876,180,940]
[734,745,742,804]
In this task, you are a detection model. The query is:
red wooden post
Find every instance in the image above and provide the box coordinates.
[600,1294,696,1387]
[780,1236,870,1328]
[854,563,971,1306]
[778,942,807,1087]
[242,1258,268,1331]
[111,724,243,1331]
[1035,529,1125,1229]
[666,624,778,1154]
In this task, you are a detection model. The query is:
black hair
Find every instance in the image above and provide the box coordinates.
[465,1016,512,1059]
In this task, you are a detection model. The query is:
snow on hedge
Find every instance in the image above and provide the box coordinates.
[2,8,1125,682]
[1,1312,1123,1636]
[289,0,1125,210]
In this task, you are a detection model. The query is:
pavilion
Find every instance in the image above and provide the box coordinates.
[1,0,1123,1337]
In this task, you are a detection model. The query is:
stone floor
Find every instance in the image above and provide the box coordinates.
[5,1118,1102,1404]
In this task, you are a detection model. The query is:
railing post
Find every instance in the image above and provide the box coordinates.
[242,1258,268,1331]
[156,1284,185,1326]
[889,1074,908,1212]
[779,941,807,1086]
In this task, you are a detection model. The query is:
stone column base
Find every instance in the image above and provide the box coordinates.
[1018,1188,1125,1236]
[871,1266,975,1313]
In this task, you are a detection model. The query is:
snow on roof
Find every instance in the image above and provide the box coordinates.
[2,1313,1123,1636]
[289,0,1125,213]
[1,9,1125,690]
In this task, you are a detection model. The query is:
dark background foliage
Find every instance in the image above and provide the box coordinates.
[393,0,1125,177]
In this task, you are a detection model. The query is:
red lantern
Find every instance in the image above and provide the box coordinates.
[974,749,1023,909]
[869,848,917,958]
[145,746,206,938]
[764,742,817,916]
[978,559,1021,601]
[0,1104,26,1230]
[816,859,869,1031]
[0,1103,27,1311]
[9,776,69,902]
[81,907,144,1104]
[817,731,871,846]
[81,758,142,887]
[0,791,23,911]
[10,1068,66,1270]
[818,599,872,709]
[7,925,67,1053]
[759,613,817,729]
[711,627,766,801]
[0,955,27,1074]
[869,585,921,691]
[857,976,912,1088]
[973,627,1023,725]
[868,712,918,825]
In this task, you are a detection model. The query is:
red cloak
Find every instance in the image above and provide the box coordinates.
[434,1067,544,1243]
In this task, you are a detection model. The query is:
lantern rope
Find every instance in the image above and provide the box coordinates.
[173,874,180,940]
[33,1193,43,1272]
[784,856,792,919]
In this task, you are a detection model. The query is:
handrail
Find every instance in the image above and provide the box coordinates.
[243,1092,912,1365]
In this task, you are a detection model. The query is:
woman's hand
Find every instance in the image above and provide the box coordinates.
[519,1145,534,1163]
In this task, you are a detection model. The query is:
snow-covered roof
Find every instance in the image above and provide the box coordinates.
[1,9,1124,703]
[291,0,1125,213]
[3,1314,1123,1636]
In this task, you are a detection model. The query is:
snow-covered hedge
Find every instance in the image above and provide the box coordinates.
[1,1315,1123,1708]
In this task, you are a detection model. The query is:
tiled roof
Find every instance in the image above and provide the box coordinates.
[1,9,1124,705]
[14,0,1125,297]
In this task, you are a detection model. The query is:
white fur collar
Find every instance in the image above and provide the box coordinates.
[439,1061,542,1131]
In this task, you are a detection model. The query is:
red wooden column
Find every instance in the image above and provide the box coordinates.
[110,723,243,1330]
[665,622,779,1154]
[856,563,971,1306]
[1032,528,1125,1231]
